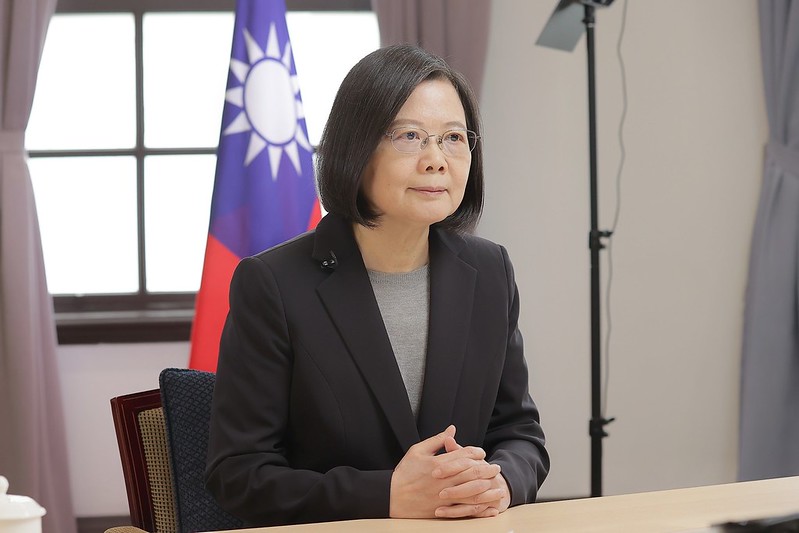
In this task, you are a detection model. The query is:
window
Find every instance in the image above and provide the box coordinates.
[27,0,379,343]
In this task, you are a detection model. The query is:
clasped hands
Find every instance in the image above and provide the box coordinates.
[389,425,510,519]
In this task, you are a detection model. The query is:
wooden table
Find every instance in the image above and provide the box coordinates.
[211,476,799,532]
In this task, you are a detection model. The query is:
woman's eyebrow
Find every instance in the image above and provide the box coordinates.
[388,119,468,130]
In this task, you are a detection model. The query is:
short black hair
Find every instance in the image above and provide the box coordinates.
[316,44,484,233]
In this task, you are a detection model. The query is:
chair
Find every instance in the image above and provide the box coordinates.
[110,388,175,533]
[108,368,244,533]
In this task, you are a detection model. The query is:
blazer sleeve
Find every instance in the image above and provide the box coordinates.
[205,256,393,526]
[484,245,550,506]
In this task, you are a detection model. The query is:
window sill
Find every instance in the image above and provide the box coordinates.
[56,309,194,344]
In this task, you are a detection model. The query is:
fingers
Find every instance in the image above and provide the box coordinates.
[391,426,510,520]
[435,472,510,519]
[435,503,500,519]
[439,480,504,501]
[434,483,506,519]
[433,452,497,480]
[413,425,457,455]
[443,435,461,453]
[472,506,501,518]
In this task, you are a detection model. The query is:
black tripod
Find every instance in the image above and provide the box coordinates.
[536,0,617,497]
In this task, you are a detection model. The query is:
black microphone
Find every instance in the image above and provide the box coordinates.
[321,251,338,271]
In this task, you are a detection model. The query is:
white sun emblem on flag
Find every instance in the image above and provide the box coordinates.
[222,23,312,179]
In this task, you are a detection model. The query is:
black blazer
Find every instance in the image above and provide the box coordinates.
[206,213,549,527]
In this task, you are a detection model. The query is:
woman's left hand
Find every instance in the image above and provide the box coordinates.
[432,435,511,518]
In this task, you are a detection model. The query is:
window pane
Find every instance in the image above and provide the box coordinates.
[27,7,376,315]
[143,13,234,148]
[287,12,380,146]
[144,155,215,292]
[29,157,138,295]
[26,14,136,150]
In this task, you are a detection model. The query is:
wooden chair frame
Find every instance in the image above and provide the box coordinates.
[110,389,163,532]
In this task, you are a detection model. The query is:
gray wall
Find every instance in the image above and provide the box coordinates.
[57,0,767,516]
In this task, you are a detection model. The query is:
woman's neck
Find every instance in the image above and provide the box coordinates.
[352,222,430,273]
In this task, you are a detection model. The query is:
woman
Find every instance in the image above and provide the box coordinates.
[206,44,549,527]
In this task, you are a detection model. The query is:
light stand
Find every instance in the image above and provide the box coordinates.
[536,0,616,498]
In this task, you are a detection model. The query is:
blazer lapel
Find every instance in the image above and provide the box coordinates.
[312,215,420,451]
[416,229,477,440]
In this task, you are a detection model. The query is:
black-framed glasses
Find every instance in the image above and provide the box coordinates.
[385,127,479,157]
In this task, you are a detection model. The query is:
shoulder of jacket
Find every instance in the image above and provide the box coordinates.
[250,230,315,263]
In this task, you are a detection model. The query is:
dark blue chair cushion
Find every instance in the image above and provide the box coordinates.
[159,368,244,533]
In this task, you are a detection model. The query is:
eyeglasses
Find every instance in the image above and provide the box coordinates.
[385,127,479,157]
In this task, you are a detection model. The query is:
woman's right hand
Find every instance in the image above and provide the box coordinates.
[389,425,502,518]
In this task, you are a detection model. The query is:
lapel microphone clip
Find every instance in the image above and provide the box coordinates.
[321,250,338,271]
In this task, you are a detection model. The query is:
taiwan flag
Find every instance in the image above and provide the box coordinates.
[189,0,320,372]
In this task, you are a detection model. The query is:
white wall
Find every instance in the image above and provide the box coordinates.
[57,0,767,517]
[479,0,766,498]
[58,343,189,516]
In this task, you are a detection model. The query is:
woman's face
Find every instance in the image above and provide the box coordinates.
[360,79,470,231]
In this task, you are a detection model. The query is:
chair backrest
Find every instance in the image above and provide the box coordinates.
[111,369,244,533]
[158,368,244,533]
[110,389,177,533]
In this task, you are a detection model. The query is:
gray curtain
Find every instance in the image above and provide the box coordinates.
[371,0,492,100]
[0,1,78,531]
[739,0,799,481]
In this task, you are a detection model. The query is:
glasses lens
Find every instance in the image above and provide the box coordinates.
[440,130,478,156]
[466,131,478,151]
[390,128,425,153]
[388,128,478,155]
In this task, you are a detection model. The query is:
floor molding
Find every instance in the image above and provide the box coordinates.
[77,516,131,533]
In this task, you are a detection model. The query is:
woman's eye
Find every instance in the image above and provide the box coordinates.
[402,130,420,141]
[445,132,465,143]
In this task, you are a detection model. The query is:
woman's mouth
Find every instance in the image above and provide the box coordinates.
[411,187,446,194]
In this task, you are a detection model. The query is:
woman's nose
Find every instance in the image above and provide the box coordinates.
[419,139,448,173]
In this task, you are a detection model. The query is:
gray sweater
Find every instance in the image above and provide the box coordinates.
[367,265,430,418]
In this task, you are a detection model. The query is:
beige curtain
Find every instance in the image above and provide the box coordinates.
[0,1,77,531]
[371,0,492,100]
